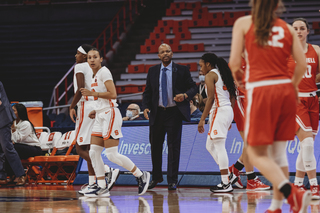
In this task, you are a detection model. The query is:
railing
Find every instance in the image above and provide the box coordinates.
[48,0,144,114]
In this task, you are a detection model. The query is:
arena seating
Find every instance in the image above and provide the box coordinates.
[23,130,79,185]
[115,0,320,99]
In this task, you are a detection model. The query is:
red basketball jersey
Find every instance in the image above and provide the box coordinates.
[287,43,318,92]
[244,18,293,83]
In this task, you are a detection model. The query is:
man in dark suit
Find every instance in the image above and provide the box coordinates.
[142,44,197,190]
[0,81,26,185]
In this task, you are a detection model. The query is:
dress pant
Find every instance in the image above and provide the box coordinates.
[149,106,182,184]
[5,143,43,176]
[0,124,25,179]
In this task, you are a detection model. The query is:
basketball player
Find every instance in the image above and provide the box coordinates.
[197,53,236,193]
[287,18,320,200]
[229,0,310,212]
[69,44,119,195]
[80,48,150,197]
[229,56,270,191]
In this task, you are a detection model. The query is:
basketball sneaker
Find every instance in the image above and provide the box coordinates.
[247,177,270,191]
[78,183,99,195]
[287,183,312,213]
[311,185,320,200]
[84,186,110,198]
[229,164,243,188]
[136,171,150,195]
[105,168,120,191]
[210,181,233,193]
[265,209,282,213]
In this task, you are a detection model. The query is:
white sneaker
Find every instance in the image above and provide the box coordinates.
[106,168,120,191]
[84,186,110,198]
[78,183,99,195]
[210,182,233,193]
[136,171,150,195]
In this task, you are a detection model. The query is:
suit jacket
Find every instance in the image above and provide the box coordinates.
[142,62,197,126]
[0,81,16,129]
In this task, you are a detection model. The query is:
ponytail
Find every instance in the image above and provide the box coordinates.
[250,0,284,47]
[201,53,236,98]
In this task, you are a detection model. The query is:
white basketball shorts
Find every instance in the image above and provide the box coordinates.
[91,107,123,140]
[208,105,234,139]
[75,100,95,146]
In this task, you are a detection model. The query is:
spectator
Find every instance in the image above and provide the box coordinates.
[198,70,207,103]
[195,92,205,112]
[0,81,26,185]
[123,103,143,121]
[11,103,42,159]
[190,94,203,118]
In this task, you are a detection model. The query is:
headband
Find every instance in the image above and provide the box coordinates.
[77,46,87,54]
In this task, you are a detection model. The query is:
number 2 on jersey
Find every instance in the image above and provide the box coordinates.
[268,26,284,48]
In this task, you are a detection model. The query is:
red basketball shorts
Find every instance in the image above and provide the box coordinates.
[296,93,319,135]
[245,81,296,146]
[233,96,246,132]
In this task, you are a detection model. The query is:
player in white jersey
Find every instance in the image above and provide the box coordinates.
[80,48,150,197]
[197,53,236,193]
[69,44,119,195]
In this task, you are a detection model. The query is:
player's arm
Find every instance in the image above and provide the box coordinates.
[229,17,248,90]
[312,45,320,82]
[80,80,117,100]
[70,73,85,109]
[69,72,85,123]
[198,72,218,133]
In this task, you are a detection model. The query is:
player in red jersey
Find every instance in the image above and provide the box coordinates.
[229,0,309,213]
[229,56,270,191]
[287,18,320,200]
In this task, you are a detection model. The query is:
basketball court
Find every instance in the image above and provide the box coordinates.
[0,185,319,213]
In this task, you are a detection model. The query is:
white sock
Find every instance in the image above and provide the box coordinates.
[97,179,106,189]
[132,167,143,177]
[89,175,95,185]
[104,164,110,173]
[294,177,304,186]
[221,174,229,185]
[310,178,318,186]
[268,199,283,211]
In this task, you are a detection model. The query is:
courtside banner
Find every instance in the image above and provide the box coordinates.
[80,121,320,173]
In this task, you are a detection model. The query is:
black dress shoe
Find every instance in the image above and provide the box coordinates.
[168,183,177,190]
[148,179,163,189]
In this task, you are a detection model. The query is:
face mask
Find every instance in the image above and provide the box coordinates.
[126,110,133,118]
[199,75,205,82]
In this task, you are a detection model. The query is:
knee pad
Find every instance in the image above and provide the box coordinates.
[105,146,135,171]
[296,148,306,172]
[105,146,123,166]
[89,145,105,177]
[213,138,229,170]
[272,141,288,168]
[301,137,316,171]
[206,136,219,165]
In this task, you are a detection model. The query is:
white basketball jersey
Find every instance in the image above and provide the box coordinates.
[91,66,118,111]
[74,62,94,102]
[206,69,231,109]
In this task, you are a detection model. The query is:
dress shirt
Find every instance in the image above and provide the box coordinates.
[159,62,176,107]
